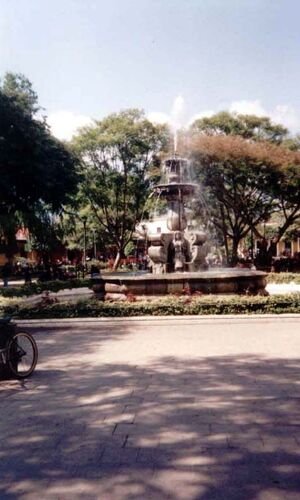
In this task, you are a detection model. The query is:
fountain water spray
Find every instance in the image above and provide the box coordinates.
[171,95,185,155]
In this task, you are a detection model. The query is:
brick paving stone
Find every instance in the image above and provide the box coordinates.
[1,316,300,499]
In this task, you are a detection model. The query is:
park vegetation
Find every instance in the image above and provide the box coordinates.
[188,121,300,263]
[71,109,169,269]
[1,293,300,319]
[0,73,79,259]
[0,73,299,268]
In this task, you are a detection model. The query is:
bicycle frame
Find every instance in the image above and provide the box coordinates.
[0,345,7,365]
[0,321,18,366]
[0,319,38,378]
[0,343,27,365]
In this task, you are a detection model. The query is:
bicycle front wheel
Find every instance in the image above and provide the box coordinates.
[7,332,38,378]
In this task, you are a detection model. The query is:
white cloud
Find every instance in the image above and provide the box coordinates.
[47,111,93,141]
[188,110,215,126]
[229,99,266,116]
[229,99,300,132]
[147,111,170,125]
[271,105,300,131]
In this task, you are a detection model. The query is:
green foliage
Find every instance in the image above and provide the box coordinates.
[191,111,288,144]
[0,73,80,258]
[86,259,108,270]
[266,273,300,284]
[283,134,300,152]
[24,210,65,257]
[124,241,136,256]
[189,115,300,263]
[0,89,79,216]
[72,109,169,269]
[1,72,39,116]
[2,293,300,319]
[0,279,93,297]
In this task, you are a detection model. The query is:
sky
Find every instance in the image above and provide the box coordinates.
[1,0,300,140]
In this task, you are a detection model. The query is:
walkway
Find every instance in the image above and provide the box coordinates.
[1,316,300,499]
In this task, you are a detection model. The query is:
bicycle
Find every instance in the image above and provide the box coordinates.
[0,317,38,379]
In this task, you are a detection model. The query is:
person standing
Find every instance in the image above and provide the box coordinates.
[24,263,32,284]
[2,262,11,287]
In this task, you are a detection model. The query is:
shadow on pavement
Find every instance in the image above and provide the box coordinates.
[0,325,299,499]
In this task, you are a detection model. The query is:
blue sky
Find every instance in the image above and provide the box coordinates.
[1,0,299,139]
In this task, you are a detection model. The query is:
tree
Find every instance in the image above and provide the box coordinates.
[72,109,168,269]
[283,134,300,152]
[253,162,300,244]
[60,207,112,263]
[188,112,300,264]
[0,91,79,215]
[0,75,80,258]
[191,111,288,144]
[189,134,300,264]
[1,72,40,116]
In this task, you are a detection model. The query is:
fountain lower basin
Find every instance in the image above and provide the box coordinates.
[93,268,267,300]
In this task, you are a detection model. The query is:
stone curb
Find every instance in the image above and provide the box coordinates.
[17,313,300,325]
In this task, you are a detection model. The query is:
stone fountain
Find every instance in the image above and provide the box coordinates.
[93,155,267,300]
[147,155,208,274]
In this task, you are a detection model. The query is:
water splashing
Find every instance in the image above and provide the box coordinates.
[171,95,185,155]
[174,130,178,154]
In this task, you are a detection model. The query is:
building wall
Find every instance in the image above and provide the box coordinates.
[0,254,7,266]
[276,238,300,257]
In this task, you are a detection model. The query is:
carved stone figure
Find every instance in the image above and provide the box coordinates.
[146,156,208,274]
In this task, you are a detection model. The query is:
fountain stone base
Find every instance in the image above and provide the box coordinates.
[92,269,267,301]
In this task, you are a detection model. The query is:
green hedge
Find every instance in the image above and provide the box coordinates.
[2,293,300,319]
[266,273,300,284]
[0,279,93,298]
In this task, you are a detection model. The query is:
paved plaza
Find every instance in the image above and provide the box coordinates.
[1,315,300,499]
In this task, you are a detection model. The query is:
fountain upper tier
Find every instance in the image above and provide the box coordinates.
[153,155,198,198]
[153,182,198,198]
[161,156,192,183]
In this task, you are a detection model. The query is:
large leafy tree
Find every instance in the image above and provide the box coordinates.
[0,73,79,258]
[191,111,288,144]
[189,134,300,264]
[188,112,300,264]
[72,109,168,269]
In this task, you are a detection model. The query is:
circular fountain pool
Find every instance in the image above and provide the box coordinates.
[93,268,267,300]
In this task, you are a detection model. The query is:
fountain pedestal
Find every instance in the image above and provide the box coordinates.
[147,156,208,273]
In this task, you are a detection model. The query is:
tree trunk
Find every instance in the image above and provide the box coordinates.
[5,235,18,262]
[219,204,230,265]
[42,251,50,265]
[113,251,121,271]
[223,234,230,265]
[230,237,240,266]
[113,248,125,271]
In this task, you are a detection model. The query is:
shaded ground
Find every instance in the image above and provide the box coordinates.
[1,317,300,499]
